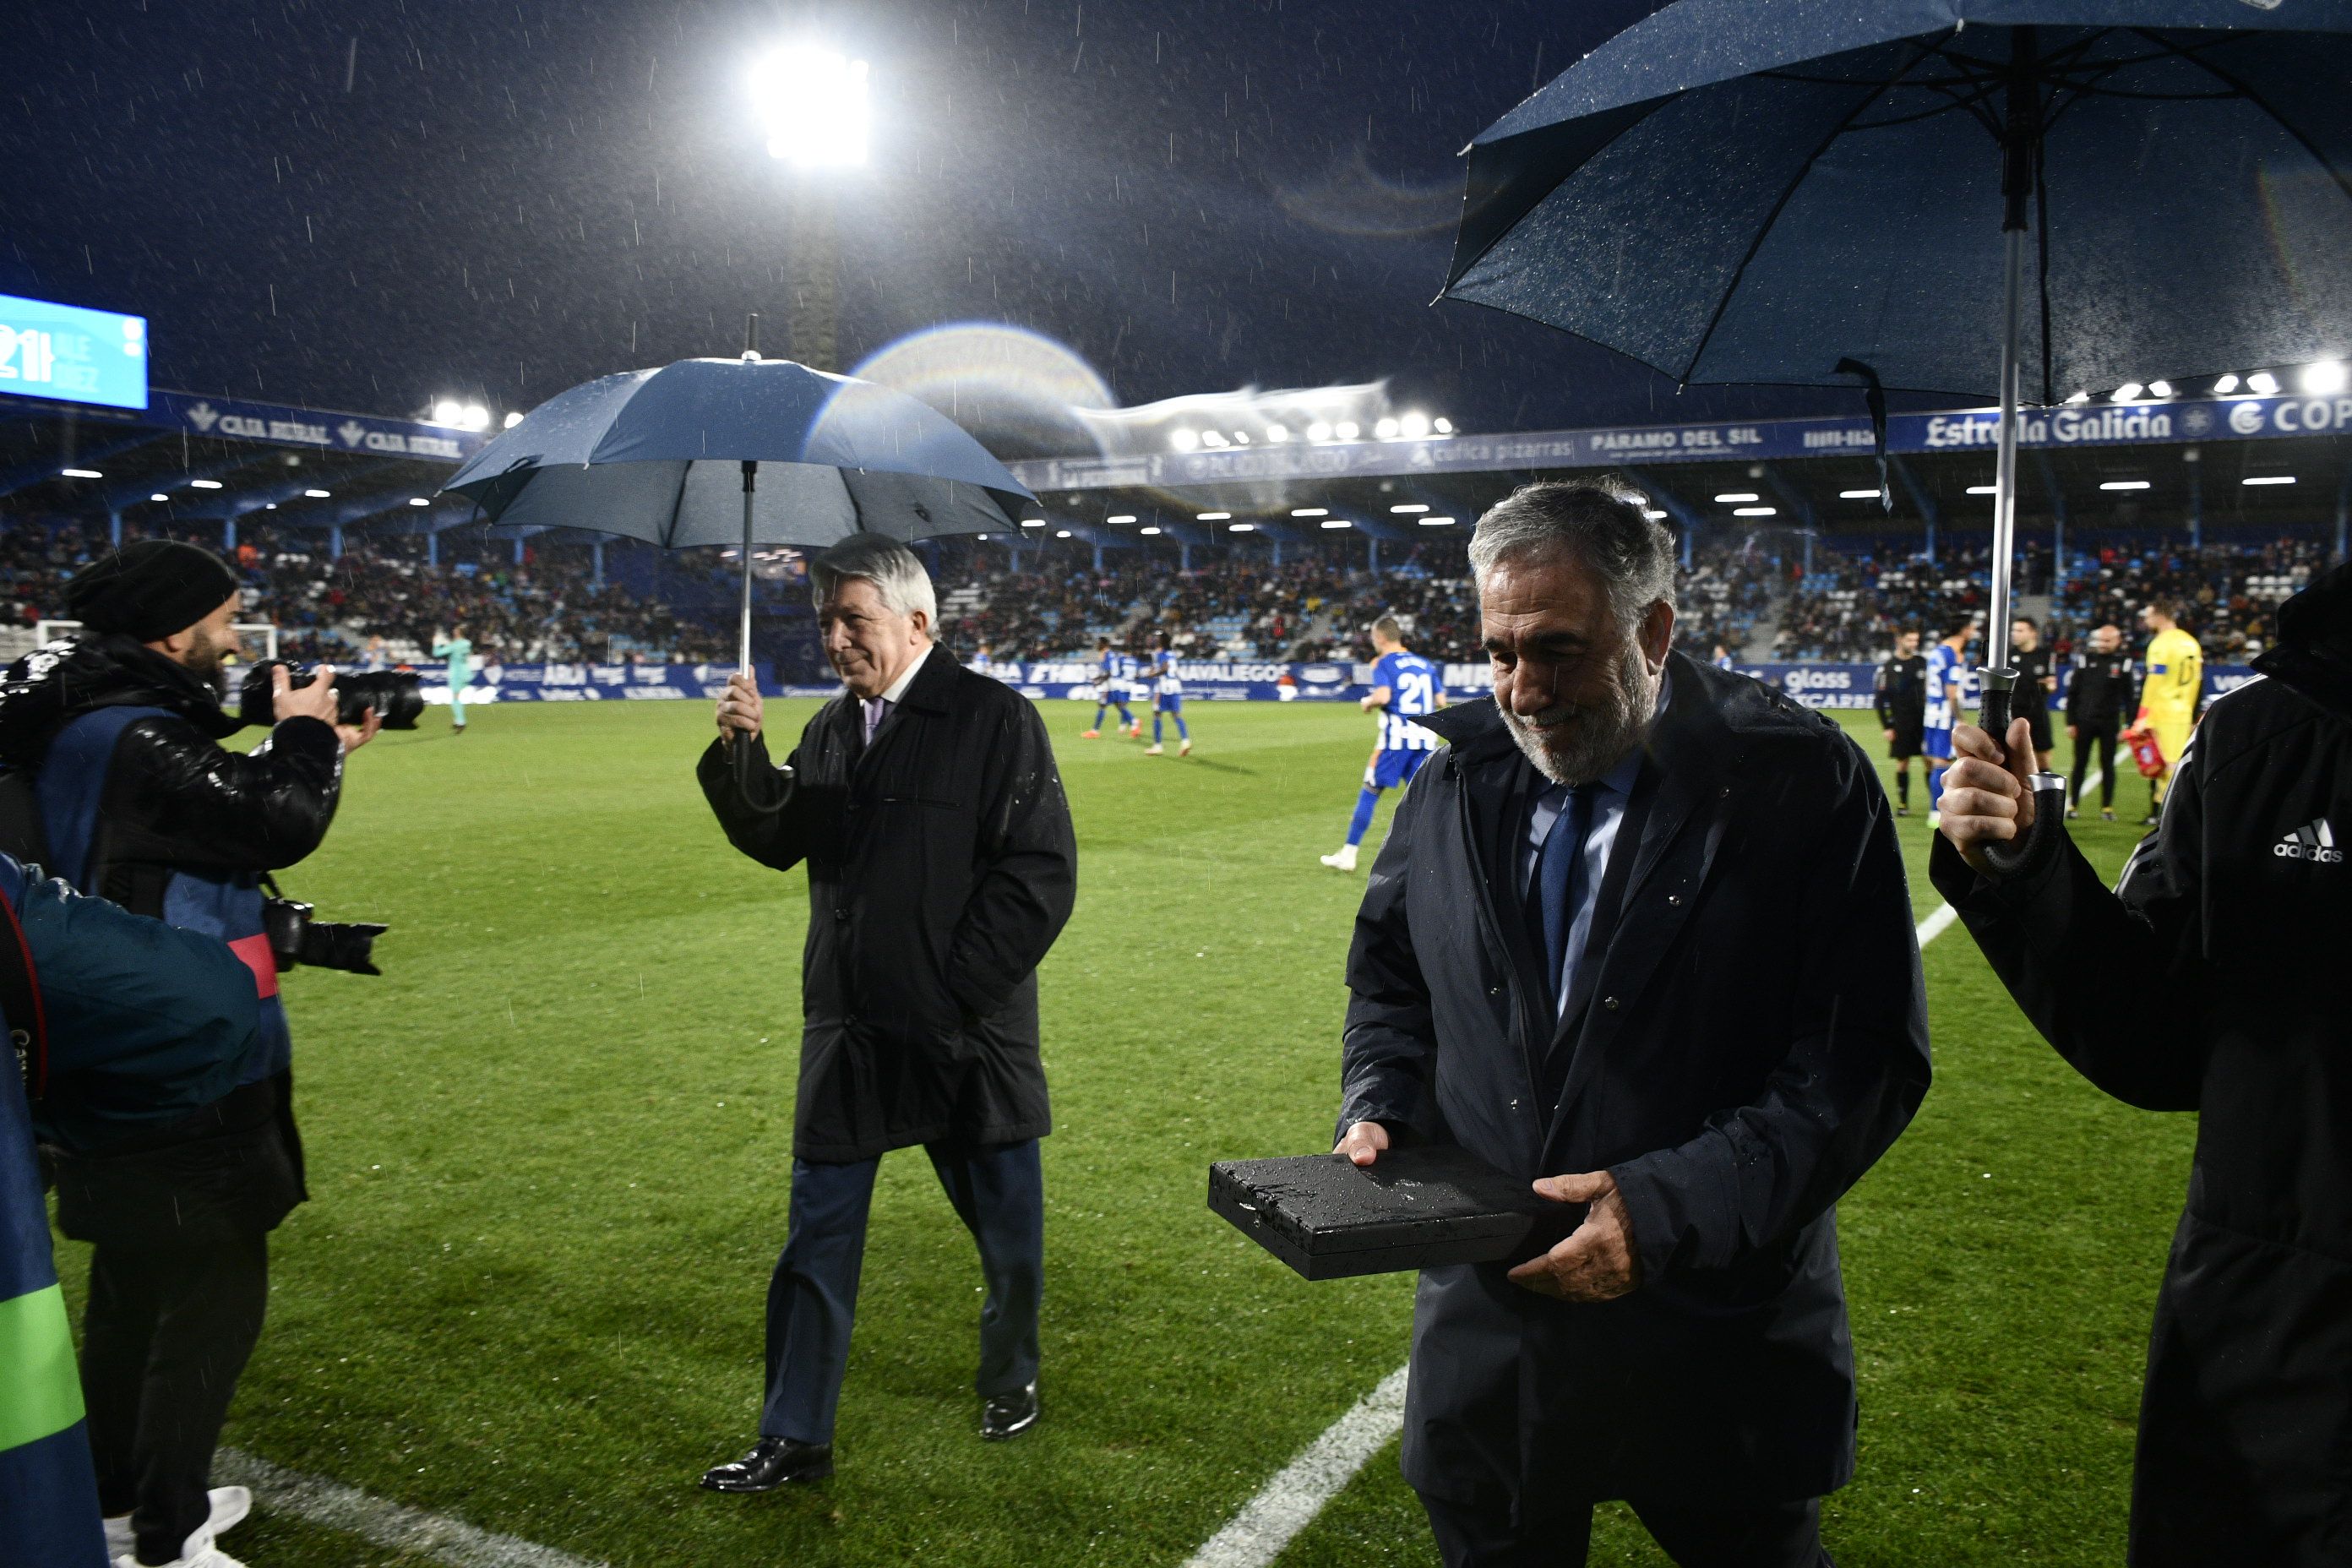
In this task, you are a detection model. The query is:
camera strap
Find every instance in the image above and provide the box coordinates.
[0,886,49,1099]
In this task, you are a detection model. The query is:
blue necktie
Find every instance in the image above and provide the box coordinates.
[1537,782,1599,1009]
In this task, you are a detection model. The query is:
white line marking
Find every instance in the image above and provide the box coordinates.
[1186,890,1971,1568]
[1181,1366,1411,1568]
[214,1448,605,1568]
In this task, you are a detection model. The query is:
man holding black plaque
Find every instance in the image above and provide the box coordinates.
[1337,480,1931,1566]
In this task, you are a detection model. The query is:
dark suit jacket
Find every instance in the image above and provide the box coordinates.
[700,651,1076,1162]
[1340,651,1931,1508]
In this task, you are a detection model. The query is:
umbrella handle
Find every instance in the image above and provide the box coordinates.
[1973,667,2068,882]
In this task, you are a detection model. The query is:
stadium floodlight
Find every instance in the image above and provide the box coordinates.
[1966,484,1998,495]
[1054,529,1072,538]
[503,411,525,429]
[461,403,490,430]
[148,493,169,502]
[1320,518,1352,530]
[1398,411,1431,439]
[304,487,331,498]
[2248,371,2280,395]
[750,46,871,167]
[1419,515,1456,526]
[1265,425,1289,444]
[1375,416,1401,439]
[2213,373,2241,395]
[1839,488,1881,499]
[1714,492,1760,504]
[2243,475,2296,486]
[1140,525,1162,536]
[1231,431,1251,444]
[2099,480,2152,491]
[1305,421,1332,442]
[1195,511,1231,520]
[1733,506,1777,516]
[190,478,223,489]
[2301,359,2348,395]
[1334,421,1360,440]
[1020,518,1046,528]
[263,503,278,510]
[1201,430,1229,448]
[1229,522,1257,532]
[409,496,432,506]
[1107,514,1136,524]
[2147,379,2175,398]
[59,467,103,478]
[1433,416,1454,434]
[1291,507,1329,517]
[2113,383,2143,402]
[2064,389,2090,404]
[1169,428,1200,452]
[1390,504,1429,514]
[432,399,464,425]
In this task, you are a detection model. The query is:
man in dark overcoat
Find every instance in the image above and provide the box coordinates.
[1936,562,2352,1565]
[695,533,1076,1490]
[1337,480,1931,1567]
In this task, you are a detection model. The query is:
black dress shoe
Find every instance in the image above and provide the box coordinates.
[699,1436,833,1491]
[982,1383,1040,1441]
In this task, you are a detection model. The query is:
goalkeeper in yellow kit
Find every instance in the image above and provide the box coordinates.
[2133,600,2203,824]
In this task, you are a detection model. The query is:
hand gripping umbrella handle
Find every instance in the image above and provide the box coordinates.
[1974,667,2069,881]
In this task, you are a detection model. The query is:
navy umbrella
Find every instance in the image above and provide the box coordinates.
[1445,0,2352,874]
[442,321,1034,673]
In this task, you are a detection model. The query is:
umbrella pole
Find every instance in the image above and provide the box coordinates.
[738,458,757,675]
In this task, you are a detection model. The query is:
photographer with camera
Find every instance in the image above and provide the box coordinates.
[0,540,379,1568]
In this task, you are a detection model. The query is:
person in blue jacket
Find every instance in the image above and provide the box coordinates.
[1,852,264,1568]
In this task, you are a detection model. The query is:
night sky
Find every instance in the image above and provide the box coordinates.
[2,0,1883,444]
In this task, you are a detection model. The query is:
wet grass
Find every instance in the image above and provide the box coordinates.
[51,697,2188,1566]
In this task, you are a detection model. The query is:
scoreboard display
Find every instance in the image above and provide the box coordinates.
[0,291,148,411]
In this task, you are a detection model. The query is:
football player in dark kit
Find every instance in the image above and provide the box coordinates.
[1874,628,1928,815]
[2066,623,2135,821]
[2008,617,2058,773]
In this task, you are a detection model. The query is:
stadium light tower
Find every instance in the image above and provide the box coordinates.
[749,44,870,372]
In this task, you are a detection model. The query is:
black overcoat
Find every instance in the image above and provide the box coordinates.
[1930,563,2352,1566]
[1340,652,1931,1511]
[700,651,1075,1162]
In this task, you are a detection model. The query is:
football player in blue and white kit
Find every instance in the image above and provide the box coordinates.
[1320,615,1446,871]
[1143,629,1190,756]
[1082,635,1141,739]
[1923,615,1978,826]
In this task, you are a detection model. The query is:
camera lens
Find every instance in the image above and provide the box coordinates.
[336,671,424,730]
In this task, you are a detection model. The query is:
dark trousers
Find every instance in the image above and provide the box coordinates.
[762,1140,1043,1445]
[2072,721,2119,808]
[81,1233,270,1565]
[1421,1489,1832,1568]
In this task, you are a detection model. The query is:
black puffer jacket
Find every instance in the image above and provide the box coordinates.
[0,633,343,903]
[1932,562,2352,1565]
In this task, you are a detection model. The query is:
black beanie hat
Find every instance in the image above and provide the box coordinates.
[63,540,242,640]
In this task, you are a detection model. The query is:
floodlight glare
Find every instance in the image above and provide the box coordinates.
[1231,431,1250,445]
[461,403,490,430]
[1334,421,1359,440]
[1642,509,1668,520]
[59,467,103,479]
[1839,489,1881,499]
[2099,480,2152,491]
[2243,475,2296,486]
[1020,518,1046,528]
[409,496,432,506]
[2248,372,2280,395]
[1967,485,1998,495]
[1201,430,1228,448]
[1107,514,1136,524]
[1432,417,1454,435]
[1375,417,1400,439]
[2065,389,2090,404]
[1264,425,1289,444]
[1733,506,1777,516]
[2147,380,2175,398]
[1195,511,1231,521]
[1419,515,1457,526]
[1290,507,1329,517]
[1305,422,1332,442]
[751,46,871,167]
[189,479,223,489]
[1320,519,1352,530]
[1140,525,1162,536]
[1169,428,1200,452]
[2113,383,2143,402]
[304,487,332,498]
[1054,529,1072,538]
[2301,360,2348,395]
[432,399,463,425]
[148,493,168,502]
[1390,504,1429,514]
[1398,411,1431,439]
[1714,492,1759,504]
[1229,522,1257,532]
[503,411,525,429]
[2213,374,2241,395]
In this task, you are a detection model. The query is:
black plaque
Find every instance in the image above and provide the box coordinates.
[1208,1146,1585,1280]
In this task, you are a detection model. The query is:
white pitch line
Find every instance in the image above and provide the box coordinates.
[214,1448,605,1568]
[1184,895,1971,1568]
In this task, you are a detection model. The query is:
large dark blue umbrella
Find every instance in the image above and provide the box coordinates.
[1445,0,2352,874]
[442,324,1034,672]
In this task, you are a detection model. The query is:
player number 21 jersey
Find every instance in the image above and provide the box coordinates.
[1375,651,1442,751]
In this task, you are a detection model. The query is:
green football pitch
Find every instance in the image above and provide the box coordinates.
[54,695,2189,1567]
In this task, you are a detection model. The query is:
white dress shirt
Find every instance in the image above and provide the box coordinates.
[860,643,933,745]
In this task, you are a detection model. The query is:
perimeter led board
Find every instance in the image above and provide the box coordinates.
[0,291,149,411]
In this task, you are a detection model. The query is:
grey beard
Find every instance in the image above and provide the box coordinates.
[1500,640,1658,787]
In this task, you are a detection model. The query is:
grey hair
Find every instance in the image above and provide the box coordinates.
[1467,477,1677,633]
[808,533,939,625]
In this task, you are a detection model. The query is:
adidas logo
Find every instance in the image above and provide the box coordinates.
[2273,818,2343,863]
